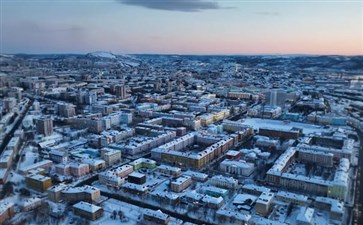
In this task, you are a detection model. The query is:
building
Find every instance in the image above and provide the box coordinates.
[266,148,349,200]
[259,127,300,140]
[183,170,208,182]
[101,148,121,166]
[200,186,228,199]
[156,164,182,177]
[0,201,15,224]
[216,209,251,225]
[47,183,68,202]
[314,197,344,221]
[25,174,52,192]
[255,192,274,216]
[62,185,100,203]
[210,175,238,189]
[220,159,255,176]
[171,176,192,193]
[82,158,105,171]
[57,103,76,118]
[225,150,241,160]
[49,150,68,163]
[21,197,42,212]
[142,209,170,225]
[152,132,237,169]
[72,201,103,221]
[296,207,314,225]
[115,85,128,99]
[98,171,125,187]
[297,149,333,167]
[275,191,308,206]
[112,165,134,178]
[129,158,156,170]
[128,172,146,185]
[69,162,90,177]
[36,117,53,136]
[242,184,271,196]
[202,195,224,209]
[3,97,17,112]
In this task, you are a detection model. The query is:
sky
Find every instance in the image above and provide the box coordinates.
[1,0,362,55]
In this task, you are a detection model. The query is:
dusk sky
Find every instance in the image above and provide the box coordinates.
[1,0,362,55]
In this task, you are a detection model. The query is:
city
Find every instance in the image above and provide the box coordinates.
[0,1,362,225]
[0,53,362,225]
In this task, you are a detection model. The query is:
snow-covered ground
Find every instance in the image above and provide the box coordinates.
[93,198,184,225]
[18,146,38,170]
[88,51,116,59]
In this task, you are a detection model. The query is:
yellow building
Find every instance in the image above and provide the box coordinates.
[26,174,52,192]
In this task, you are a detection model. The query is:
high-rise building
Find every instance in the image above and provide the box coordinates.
[3,97,17,113]
[36,117,53,136]
[115,85,128,99]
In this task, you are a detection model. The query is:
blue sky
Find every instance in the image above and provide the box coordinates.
[1,0,362,55]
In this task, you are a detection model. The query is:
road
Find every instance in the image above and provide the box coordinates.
[0,98,32,154]
[353,129,363,225]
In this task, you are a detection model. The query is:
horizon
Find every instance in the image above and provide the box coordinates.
[1,0,362,55]
[3,51,363,57]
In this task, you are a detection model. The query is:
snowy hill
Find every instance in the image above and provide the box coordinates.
[87,51,117,59]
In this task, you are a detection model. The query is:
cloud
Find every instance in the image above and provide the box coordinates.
[255,11,280,16]
[118,0,222,12]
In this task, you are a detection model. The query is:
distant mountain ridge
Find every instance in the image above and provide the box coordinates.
[1,53,362,73]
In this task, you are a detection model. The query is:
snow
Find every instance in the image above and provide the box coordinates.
[18,146,38,169]
[89,51,116,59]
[95,198,183,225]
[241,118,328,135]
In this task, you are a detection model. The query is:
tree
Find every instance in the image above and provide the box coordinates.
[112,210,117,220]
[0,182,14,198]
[118,210,124,220]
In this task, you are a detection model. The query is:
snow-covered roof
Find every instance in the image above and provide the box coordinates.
[73,201,102,213]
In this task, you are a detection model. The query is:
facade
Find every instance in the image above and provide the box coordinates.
[156,164,182,177]
[62,186,101,203]
[220,159,255,176]
[128,172,146,184]
[0,201,15,224]
[36,117,53,136]
[72,201,103,221]
[143,209,170,225]
[101,148,121,166]
[99,171,125,187]
[171,176,192,193]
[49,150,68,163]
[259,127,300,140]
[210,175,238,189]
[20,159,53,175]
[266,148,349,200]
[25,174,52,192]
[129,158,156,170]
[255,192,274,216]
[115,85,128,99]
[151,132,240,169]
[22,197,42,212]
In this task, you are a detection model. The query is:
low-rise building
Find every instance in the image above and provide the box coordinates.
[255,192,274,216]
[156,164,182,177]
[72,201,103,221]
[0,201,14,224]
[171,176,192,193]
[25,174,52,192]
[210,175,238,189]
[220,159,255,176]
[143,209,170,225]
